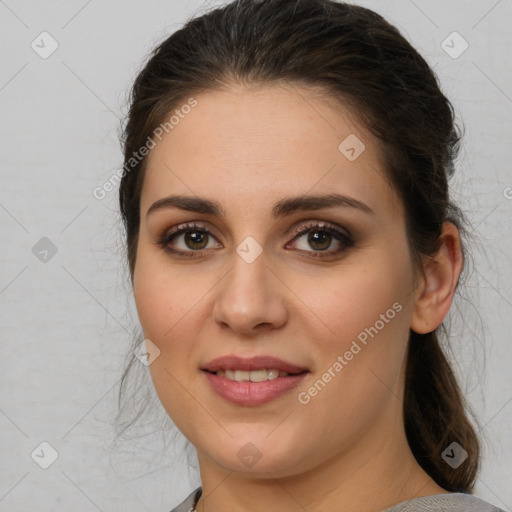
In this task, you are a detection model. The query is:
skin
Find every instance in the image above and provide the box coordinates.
[132,82,462,512]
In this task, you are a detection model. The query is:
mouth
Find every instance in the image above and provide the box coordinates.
[204,368,308,382]
[200,355,310,406]
[201,354,309,374]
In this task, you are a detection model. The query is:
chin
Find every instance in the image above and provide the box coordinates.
[201,433,310,477]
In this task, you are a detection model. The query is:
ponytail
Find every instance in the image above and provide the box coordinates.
[404,330,479,492]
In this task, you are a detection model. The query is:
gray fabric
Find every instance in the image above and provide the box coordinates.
[171,487,201,512]
[170,486,506,512]
[381,492,505,511]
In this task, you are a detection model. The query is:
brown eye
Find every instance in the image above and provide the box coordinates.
[158,222,222,256]
[287,222,354,258]
[307,230,332,251]
[183,230,209,250]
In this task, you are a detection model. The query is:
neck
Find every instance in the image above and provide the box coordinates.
[193,408,449,512]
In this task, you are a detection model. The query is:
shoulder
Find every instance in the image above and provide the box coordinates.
[382,492,506,512]
[169,486,202,512]
[170,488,505,512]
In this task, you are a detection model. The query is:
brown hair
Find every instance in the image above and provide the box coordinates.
[117,0,480,492]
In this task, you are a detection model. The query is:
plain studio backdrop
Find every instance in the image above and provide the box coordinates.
[0,0,511,510]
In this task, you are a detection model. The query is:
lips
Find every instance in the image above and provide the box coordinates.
[200,355,309,406]
[201,355,309,374]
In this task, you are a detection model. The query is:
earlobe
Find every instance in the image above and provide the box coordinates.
[410,222,463,335]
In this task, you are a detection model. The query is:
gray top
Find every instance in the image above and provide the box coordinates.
[170,486,506,512]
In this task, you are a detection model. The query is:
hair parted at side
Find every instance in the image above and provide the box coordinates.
[117,0,480,492]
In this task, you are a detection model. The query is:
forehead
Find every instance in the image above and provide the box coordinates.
[140,83,401,220]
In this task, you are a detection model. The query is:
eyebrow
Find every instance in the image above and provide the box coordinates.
[146,193,374,218]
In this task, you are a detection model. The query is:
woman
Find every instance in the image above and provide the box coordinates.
[117,1,505,510]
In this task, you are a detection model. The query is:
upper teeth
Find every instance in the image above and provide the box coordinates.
[215,369,290,381]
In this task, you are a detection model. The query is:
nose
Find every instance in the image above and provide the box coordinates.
[212,252,288,335]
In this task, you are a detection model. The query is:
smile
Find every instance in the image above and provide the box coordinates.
[213,369,293,381]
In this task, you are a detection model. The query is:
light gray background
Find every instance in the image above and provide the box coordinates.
[1,0,511,510]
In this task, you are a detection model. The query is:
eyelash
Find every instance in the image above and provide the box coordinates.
[157,221,354,259]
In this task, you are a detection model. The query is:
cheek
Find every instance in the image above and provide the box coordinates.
[132,243,218,407]
[132,252,204,431]
[296,254,411,351]
[133,243,203,341]
[291,246,414,404]
[285,279,411,465]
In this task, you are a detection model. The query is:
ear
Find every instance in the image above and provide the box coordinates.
[410,222,463,334]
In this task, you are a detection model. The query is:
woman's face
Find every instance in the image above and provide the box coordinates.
[133,83,421,478]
